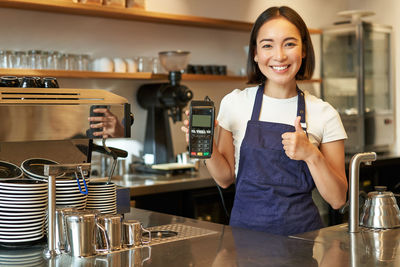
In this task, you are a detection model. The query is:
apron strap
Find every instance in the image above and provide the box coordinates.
[250,84,265,121]
[296,87,308,133]
[250,84,308,133]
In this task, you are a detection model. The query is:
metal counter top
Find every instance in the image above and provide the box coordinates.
[111,166,216,196]
[1,208,399,266]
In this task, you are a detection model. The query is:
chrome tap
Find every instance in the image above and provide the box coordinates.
[348,152,377,233]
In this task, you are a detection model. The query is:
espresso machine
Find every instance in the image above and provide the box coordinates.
[0,86,132,257]
[137,51,193,165]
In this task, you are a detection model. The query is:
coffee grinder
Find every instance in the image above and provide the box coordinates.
[137,51,193,165]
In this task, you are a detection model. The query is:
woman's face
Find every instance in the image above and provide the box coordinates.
[254,17,305,87]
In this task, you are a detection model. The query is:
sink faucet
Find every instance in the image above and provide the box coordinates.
[348,152,377,233]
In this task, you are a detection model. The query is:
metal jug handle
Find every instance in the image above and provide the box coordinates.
[141,225,151,244]
[95,222,111,253]
[142,246,152,264]
[74,167,88,195]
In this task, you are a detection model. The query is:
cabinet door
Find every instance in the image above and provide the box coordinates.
[363,27,392,113]
[322,26,358,114]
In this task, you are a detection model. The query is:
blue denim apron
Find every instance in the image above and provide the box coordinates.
[229,84,323,235]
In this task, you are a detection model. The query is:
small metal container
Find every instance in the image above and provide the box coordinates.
[98,214,122,251]
[122,220,151,247]
[65,213,110,257]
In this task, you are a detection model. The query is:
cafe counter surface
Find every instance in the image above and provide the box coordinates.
[112,165,216,197]
[1,208,399,266]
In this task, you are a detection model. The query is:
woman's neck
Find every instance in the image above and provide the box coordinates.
[264,80,297,99]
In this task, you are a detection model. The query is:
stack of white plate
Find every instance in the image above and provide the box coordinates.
[55,178,89,210]
[86,182,117,215]
[0,247,44,266]
[0,180,47,245]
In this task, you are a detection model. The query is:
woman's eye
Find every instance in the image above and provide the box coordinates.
[285,42,297,47]
[262,44,272,48]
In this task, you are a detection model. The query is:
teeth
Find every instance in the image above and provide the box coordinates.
[272,65,288,71]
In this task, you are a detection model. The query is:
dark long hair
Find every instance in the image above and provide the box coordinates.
[247,6,315,84]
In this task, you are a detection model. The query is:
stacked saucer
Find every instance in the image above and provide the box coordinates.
[0,180,47,245]
[0,161,23,181]
[56,177,89,210]
[0,247,45,266]
[21,158,64,181]
[21,158,89,210]
[86,182,117,215]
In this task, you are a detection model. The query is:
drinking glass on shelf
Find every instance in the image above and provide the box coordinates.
[47,51,61,70]
[41,51,49,69]
[13,51,28,69]
[28,50,42,69]
[0,50,14,68]
[0,50,8,68]
[77,54,91,71]
[28,50,43,69]
[151,57,162,74]
[136,56,151,72]
[60,53,77,70]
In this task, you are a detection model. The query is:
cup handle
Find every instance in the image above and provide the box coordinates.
[141,225,151,244]
[96,222,111,253]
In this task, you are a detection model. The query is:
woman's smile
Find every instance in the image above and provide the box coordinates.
[271,64,290,72]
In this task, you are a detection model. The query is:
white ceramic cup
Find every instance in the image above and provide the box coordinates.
[113,58,127,73]
[92,57,114,72]
[125,58,137,73]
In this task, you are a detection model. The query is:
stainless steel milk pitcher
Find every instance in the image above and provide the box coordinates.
[65,213,110,257]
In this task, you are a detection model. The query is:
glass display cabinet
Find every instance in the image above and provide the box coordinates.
[321,19,394,154]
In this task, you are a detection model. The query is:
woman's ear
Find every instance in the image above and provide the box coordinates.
[254,53,259,63]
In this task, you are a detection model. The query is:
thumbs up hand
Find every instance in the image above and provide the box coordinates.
[281,116,315,161]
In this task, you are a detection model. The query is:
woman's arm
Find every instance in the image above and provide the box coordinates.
[282,116,347,209]
[205,126,236,188]
[182,114,236,189]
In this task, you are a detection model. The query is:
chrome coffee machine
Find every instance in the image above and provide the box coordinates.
[0,87,132,257]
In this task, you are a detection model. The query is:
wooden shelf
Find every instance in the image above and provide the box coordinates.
[0,0,322,33]
[0,68,245,81]
[0,68,321,83]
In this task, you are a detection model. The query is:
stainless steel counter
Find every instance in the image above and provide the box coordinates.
[1,208,399,266]
[112,166,216,197]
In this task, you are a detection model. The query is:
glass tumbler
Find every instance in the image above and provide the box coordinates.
[77,54,91,71]
[13,51,28,69]
[28,50,43,69]
[47,51,61,70]
[0,50,14,68]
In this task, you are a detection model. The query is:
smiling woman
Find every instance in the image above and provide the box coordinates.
[181,6,348,236]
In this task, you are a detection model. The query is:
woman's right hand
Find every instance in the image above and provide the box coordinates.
[180,110,190,143]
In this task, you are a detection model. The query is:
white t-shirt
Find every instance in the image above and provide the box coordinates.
[217,86,348,175]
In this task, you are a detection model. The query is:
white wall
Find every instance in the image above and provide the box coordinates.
[0,0,359,165]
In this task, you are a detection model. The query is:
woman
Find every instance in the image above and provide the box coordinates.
[183,6,348,235]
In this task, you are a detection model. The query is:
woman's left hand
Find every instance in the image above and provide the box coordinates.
[281,116,317,161]
[88,108,124,138]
